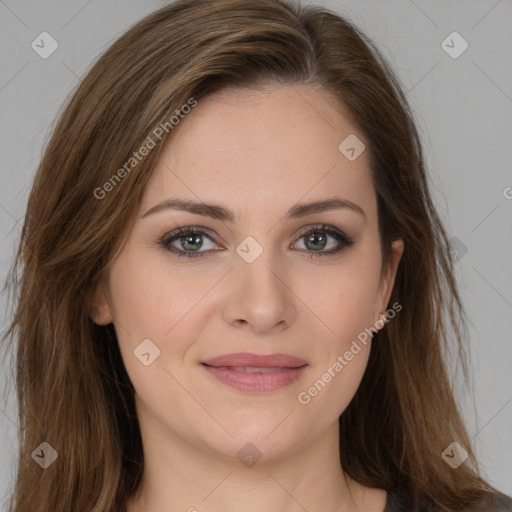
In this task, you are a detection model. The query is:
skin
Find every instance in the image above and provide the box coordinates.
[92,84,404,512]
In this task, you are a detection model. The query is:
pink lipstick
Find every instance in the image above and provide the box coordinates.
[201,352,308,392]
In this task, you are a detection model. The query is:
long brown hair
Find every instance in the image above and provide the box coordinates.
[1,0,505,510]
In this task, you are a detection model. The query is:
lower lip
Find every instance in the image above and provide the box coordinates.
[201,364,308,392]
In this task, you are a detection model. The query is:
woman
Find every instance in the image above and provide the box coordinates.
[2,0,511,510]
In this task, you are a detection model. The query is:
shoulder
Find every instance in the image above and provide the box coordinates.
[473,492,512,511]
[384,485,512,512]
[383,484,426,512]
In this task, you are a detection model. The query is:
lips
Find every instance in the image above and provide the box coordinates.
[218,366,286,373]
[201,352,308,369]
[200,352,308,392]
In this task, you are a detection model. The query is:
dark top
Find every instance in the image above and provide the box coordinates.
[384,485,512,511]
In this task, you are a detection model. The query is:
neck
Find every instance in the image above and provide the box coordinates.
[126,403,376,512]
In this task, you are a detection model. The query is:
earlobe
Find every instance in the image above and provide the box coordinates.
[89,284,113,326]
[376,238,404,322]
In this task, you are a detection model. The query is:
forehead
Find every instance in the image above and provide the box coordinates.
[141,84,376,222]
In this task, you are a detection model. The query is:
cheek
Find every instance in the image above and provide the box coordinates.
[108,246,209,335]
[107,249,213,384]
[313,252,382,346]
[293,256,381,417]
[107,253,205,433]
[296,340,370,427]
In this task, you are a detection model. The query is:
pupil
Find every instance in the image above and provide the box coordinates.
[306,232,326,251]
[182,234,202,251]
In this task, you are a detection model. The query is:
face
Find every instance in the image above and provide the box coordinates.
[92,84,403,461]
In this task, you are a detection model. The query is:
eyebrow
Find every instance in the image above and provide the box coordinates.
[141,197,366,222]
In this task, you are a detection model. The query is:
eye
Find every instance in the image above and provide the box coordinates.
[291,224,355,258]
[159,226,220,258]
[159,224,355,259]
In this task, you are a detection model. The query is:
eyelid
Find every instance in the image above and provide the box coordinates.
[294,224,340,241]
[290,224,354,253]
[159,223,354,258]
[159,225,221,248]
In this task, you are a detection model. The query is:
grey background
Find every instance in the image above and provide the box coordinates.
[1,0,511,506]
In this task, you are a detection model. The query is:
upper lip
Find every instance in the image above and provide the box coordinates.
[201,352,308,368]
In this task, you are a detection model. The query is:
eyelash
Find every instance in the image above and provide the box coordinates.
[158,224,355,260]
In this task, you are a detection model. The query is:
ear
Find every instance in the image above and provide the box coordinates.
[89,282,113,326]
[374,238,404,324]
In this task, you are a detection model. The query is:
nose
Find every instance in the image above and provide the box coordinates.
[222,249,297,335]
